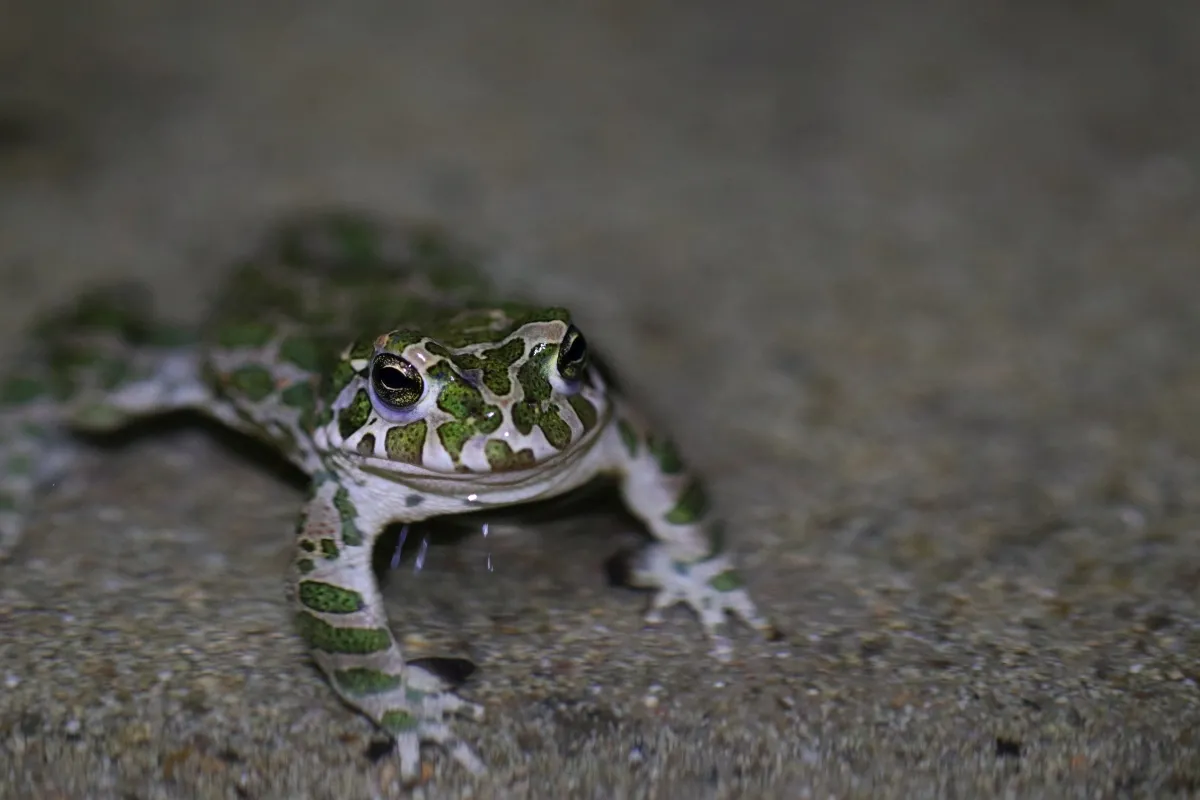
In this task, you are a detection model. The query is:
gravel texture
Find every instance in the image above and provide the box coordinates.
[2,1,1200,798]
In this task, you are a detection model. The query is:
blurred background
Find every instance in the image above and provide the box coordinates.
[2,1,1199,797]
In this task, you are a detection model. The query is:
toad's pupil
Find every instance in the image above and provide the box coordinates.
[565,336,587,362]
[380,367,412,390]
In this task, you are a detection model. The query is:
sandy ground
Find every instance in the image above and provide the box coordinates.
[2,1,1200,798]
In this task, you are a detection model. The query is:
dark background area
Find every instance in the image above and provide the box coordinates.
[2,1,1199,797]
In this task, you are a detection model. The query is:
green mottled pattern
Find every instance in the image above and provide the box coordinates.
[380,710,419,733]
[707,570,744,592]
[331,487,364,546]
[298,580,365,614]
[293,612,391,654]
[334,668,404,696]
[516,343,554,402]
[228,366,275,401]
[279,335,324,372]
[440,337,525,395]
[567,394,597,431]
[484,439,536,471]
[647,435,683,474]
[338,389,372,439]
[424,361,503,465]
[513,401,572,450]
[384,420,427,464]
[665,480,709,525]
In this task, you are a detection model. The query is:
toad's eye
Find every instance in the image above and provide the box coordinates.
[556,325,589,383]
[370,353,423,408]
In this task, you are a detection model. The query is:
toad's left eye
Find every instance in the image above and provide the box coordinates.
[370,353,424,409]
[556,325,589,383]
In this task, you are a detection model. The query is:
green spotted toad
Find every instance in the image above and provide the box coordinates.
[0,212,772,778]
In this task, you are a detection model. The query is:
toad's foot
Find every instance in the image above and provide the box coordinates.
[371,662,486,779]
[628,542,773,661]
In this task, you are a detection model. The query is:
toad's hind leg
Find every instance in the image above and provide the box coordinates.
[293,477,485,778]
[0,284,211,560]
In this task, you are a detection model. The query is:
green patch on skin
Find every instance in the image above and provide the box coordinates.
[298,580,365,614]
[280,380,318,430]
[356,433,376,456]
[479,407,503,434]
[567,394,597,431]
[424,362,504,463]
[436,421,473,463]
[433,337,525,395]
[319,539,339,559]
[228,365,275,402]
[512,402,536,436]
[508,341,582,449]
[0,376,48,406]
[384,420,427,464]
[327,360,357,394]
[665,480,709,525]
[647,435,683,474]
[346,339,375,362]
[516,343,554,402]
[294,612,391,655]
[512,402,574,451]
[333,668,403,696]
[484,439,536,471]
[337,389,371,439]
[616,419,639,457]
[424,342,453,360]
[379,709,419,733]
[331,487,364,546]
[300,540,315,552]
[429,362,483,418]
[382,331,423,353]
[217,321,276,349]
[708,570,744,592]
[279,335,323,372]
[538,406,572,450]
[474,338,525,395]
[297,558,315,575]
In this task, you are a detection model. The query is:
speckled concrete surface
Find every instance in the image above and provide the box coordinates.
[2,1,1200,798]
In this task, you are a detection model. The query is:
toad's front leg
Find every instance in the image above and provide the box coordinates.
[292,475,484,778]
[600,405,773,660]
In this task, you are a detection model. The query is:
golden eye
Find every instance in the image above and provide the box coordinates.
[556,325,589,383]
[371,353,423,408]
